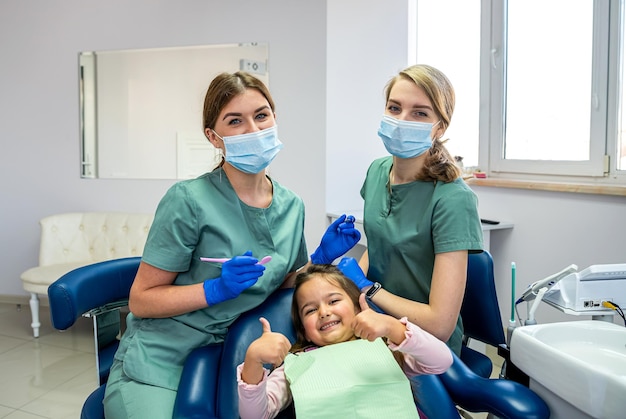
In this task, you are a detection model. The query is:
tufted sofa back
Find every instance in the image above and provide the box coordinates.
[38,212,154,266]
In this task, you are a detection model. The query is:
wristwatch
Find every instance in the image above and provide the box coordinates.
[365,282,382,300]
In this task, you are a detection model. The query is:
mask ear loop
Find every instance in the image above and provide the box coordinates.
[217,148,224,183]
[217,147,223,182]
[208,129,225,182]
[432,120,443,141]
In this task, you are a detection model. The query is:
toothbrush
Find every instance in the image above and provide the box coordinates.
[510,262,516,326]
[200,255,272,265]
[507,262,517,345]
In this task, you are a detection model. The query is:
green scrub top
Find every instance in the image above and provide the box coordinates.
[114,168,309,390]
[361,157,483,355]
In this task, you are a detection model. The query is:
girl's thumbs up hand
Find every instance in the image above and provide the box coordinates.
[247,317,291,366]
[241,317,292,385]
[352,295,410,346]
[352,294,386,341]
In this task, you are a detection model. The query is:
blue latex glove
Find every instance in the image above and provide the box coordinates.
[310,214,362,264]
[337,257,373,291]
[203,251,265,306]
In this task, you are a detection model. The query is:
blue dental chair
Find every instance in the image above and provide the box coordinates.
[174,252,549,419]
[460,250,507,378]
[427,250,549,419]
[47,256,141,419]
[48,254,548,419]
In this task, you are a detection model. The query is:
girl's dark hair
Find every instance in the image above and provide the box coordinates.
[289,264,361,353]
[385,64,461,183]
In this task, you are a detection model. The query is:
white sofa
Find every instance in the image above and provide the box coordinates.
[20,212,154,337]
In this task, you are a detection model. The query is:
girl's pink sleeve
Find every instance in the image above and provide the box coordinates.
[387,317,454,376]
[237,363,293,419]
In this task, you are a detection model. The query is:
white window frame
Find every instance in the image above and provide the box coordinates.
[479,0,626,185]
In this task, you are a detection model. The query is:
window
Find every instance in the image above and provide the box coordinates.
[617,1,626,171]
[415,0,626,186]
[489,0,609,178]
[504,1,593,163]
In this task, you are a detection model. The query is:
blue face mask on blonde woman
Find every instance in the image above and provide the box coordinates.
[378,115,440,159]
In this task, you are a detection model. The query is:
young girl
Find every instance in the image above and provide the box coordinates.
[237,264,453,419]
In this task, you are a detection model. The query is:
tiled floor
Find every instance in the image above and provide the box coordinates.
[0,302,97,418]
[0,301,502,419]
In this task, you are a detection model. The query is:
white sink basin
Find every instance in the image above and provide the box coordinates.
[510,320,626,419]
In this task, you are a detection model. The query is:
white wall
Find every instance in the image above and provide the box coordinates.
[0,0,327,296]
[326,0,409,213]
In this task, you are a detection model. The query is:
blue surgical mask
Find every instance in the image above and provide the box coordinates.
[377,115,437,158]
[214,125,283,174]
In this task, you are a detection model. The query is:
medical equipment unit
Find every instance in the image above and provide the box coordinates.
[543,263,626,314]
[513,263,626,325]
[514,264,578,325]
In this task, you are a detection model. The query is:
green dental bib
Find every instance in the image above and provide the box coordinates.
[283,338,419,418]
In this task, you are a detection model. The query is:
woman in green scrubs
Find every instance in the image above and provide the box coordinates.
[339,64,483,356]
[103,71,360,418]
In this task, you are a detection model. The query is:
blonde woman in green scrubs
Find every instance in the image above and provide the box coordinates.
[339,64,483,356]
[103,71,360,418]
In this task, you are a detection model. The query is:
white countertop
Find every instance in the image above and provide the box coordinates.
[327,211,514,251]
[327,211,514,231]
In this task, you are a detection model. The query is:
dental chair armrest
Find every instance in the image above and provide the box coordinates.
[439,352,550,419]
[173,344,223,419]
[410,373,460,419]
[81,384,107,419]
[48,257,141,330]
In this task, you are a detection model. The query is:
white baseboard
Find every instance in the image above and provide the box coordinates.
[0,294,50,307]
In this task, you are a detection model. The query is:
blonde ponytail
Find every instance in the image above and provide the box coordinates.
[419,138,461,183]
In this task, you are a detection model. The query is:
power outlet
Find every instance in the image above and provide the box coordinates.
[240,59,267,75]
[583,299,608,308]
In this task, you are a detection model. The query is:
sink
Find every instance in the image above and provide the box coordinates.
[510,320,626,419]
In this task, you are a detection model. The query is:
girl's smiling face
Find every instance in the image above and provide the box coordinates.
[296,275,359,347]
